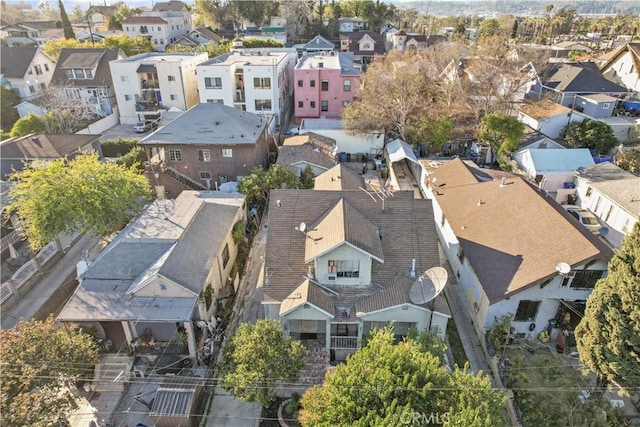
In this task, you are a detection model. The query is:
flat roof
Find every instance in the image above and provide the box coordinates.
[112,52,207,63]
[199,51,290,66]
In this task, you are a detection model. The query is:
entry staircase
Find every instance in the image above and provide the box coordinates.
[164,167,208,191]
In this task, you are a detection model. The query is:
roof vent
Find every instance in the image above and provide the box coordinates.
[318,62,324,68]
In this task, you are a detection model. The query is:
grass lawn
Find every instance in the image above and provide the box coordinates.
[447,318,469,368]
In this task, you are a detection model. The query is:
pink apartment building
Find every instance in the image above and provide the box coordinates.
[294,52,361,124]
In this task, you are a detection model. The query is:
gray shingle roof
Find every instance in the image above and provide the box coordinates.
[540,62,628,93]
[303,35,335,50]
[61,51,104,69]
[51,48,121,88]
[0,46,38,78]
[577,162,640,217]
[263,190,440,306]
[346,31,385,56]
[0,134,100,159]
[279,279,335,316]
[139,103,267,146]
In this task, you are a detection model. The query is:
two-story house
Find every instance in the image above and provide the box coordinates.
[0,21,56,47]
[50,48,124,118]
[338,17,366,33]
[167,26,222,49]
[139,103,269,197]
[86,4,121,31]
[122,3,191,52]
[0,46,56,101]
[599,42,640,95]
[420,158,612,342]
[340,31,385,64]
[294,52,361,123]
[263,186,450,362]
[57,190,246,360]
[387,30,446,53]
[197,51,296,128]
[109,52,208,124]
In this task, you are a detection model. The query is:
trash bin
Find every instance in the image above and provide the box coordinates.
[339,152,347,162]
[567,194,578,205]
[347,153,351,162]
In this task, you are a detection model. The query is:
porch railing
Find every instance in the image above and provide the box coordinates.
[330,336,358,349]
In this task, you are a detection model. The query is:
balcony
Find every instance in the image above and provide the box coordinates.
[330,336,358,349]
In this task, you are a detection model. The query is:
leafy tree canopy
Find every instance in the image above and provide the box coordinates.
[58,0,74,39]
[166,39,231,59]
[43,34,155,60]
[575,222,640,391]
[241,37,284,48]
[238,164,301,206]
[221,319,305,406]
[8,152,152,249]
[10,113,47,137]
[300,327,506,426]
[615,147,640,175]
[0,316,98,426]
[561,118,618,155]
[478,113,524,156]
[1,86,22,132]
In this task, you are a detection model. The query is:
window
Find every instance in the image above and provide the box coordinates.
[170,94,178,100]
[222,243,230,268]
[39,82,46,90]
[222,148,233,158]
[44,64,49,72]
[254,99,272,111]
[298,101,303,108]
[34,64,42,75]
[457,247,465,263]
[204,77,222,89]
[206,99,223,104]
[168,149,182,161]
[310,80,316,87]
[297,79,303,87]
[363,42,371,49]
[120,75,128,82]
[124,94,132,101]
[514,300,540,322]
[570,270,605,290]
[29,85,35,93]
[343,80,351,92]
[65,68,93,79]
[321,100,328,111]
[585,187,592,198]
[197,149,211,162]
[253,77,271,89]
[199,171,212,180]
[310,101,316,108]
[321,80,329,91]
[168,75,176,82]
[160,39,164,45]
[328,260,360,278]
[342,100,350,107]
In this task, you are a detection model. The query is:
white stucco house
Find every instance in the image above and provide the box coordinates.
[263,185,450,362]
[109,52,207,124]
[599,42,640,95]
[517,99,582,139]
[573,162,640,248]
[0,46,56,101]
[420,158,612,342]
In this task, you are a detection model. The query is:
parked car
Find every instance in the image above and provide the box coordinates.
[563,206,602,235]
[133,120,158,133]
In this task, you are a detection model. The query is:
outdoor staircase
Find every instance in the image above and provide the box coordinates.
[164,167,208,191]
[92,354,130,393]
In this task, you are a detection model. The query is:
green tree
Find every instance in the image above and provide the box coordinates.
[479,18,500,38]
[615,147,640,174]
[241,37,284,48]
[10,113,47,137]
[300,164,315,189]
[0,317,99,426]
[511,19,519,38]
[101,34,155,56]
[561,119,618,155]
[1,86,21,132]
[8,152,152,250]
[478,113,524,158]
[238,164,301,206]
[407,115,453,149]
[58,0,74,39]
[107,5,141,30]
[300,328,506,426]
[575,223,640,391]
[43,37,86,60]
[116,145,146,172]
[221,319,305,406]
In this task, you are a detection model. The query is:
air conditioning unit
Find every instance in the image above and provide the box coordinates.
[327,273,336,281]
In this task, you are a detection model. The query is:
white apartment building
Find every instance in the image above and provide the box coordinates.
[122,12,192,51]
[110,52,208,124]
[196,51,296,127]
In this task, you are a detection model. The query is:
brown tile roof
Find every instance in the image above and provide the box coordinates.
[314,164,365,191]
[263,190,440,305]
[279,279,335,316]
[122,16,168,24]
[277,132,337,171]
[518,99,570,120]
[429,158,612,303]
[304,198,384,263]
[1,133,101,158]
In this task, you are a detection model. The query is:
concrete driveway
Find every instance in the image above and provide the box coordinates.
[205,388,262,427]
[99,111,185,141]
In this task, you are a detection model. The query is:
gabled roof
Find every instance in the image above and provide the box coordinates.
[190,27,222,42]
[51,48,122,88]
[122,16,168,24]
[386,139,419,165]
[539,62,628,93]
[0,133,100,159]
[347,31,385,56]
[0,46,39,78]
[277,132,337,171]
[86,5,119,16]
[304,198,384,263]
[428,158,612,303]
[314,164,365,191]
[525,148,595,173]
[599,42,640,72]
[303,34,335,51]
[15,20,57,31]
[576,162,640,217]
[264,191,439,305]
[139,103,267,146]
[519,99,571,120]
[553,41,592,51]
[279,279,335,317]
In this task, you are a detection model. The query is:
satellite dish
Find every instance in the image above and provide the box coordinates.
[600,227,609,236]
[556,262,571,275]
[409,267,448,305]
[299,222,306,233]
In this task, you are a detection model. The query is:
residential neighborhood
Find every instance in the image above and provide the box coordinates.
[1,1,639,426]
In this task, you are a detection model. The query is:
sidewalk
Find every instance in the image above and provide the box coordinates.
[1,233,103,329]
